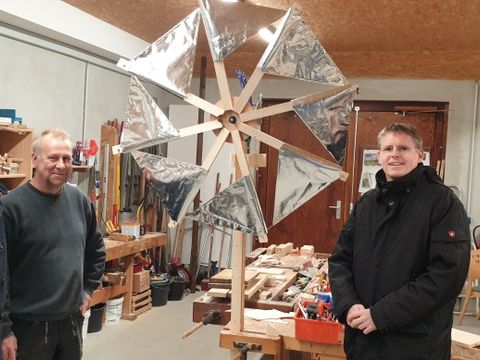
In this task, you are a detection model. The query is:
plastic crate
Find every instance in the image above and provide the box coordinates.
[294,305,344,344]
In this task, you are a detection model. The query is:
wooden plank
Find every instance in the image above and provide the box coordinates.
[230,230,246,332]
[452,328,480,348]
[132,289,151,302]
[213,60,233,110]
[99,125,117,223]
[246,247,267,260]
[211,268,259,284]
[178,120,223,138]
[91,284,127,306]
[245,274,268,300]
[240,100,293,122]
[233,67,264,114]
[207,288,231,298]
[184,93,224,117]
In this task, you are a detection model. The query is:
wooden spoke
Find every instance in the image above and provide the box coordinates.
[202,128,229,170]
[178,120,223,138]
[233,67,264,114]
[213,60,233,111]
[230,130,251,178]
[240,100,292,123]
[184,93,224,117]
[238,123,284,150]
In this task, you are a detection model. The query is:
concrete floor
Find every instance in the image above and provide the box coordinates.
[83,292,480,360]
[83,291,262,360]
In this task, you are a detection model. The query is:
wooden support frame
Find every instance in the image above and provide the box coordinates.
[233,67,264,114]
[184,93,225,117]
[230,230,246,332]
[214,60,233,111]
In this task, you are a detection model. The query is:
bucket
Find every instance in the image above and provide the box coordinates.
[82,309,91,343]
[150,282,169,306]
[106,296,124,325]
[87,303,105,333]
[169,277,186,301]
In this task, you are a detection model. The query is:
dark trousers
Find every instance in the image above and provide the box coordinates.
[11,311,84,360]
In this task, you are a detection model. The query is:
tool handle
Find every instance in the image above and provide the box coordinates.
[182,322,204,339]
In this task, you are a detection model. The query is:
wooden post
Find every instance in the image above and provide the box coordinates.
[189,56,207,293]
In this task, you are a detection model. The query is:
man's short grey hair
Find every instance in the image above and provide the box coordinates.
[32,129,74,154]
[377,123,423,149]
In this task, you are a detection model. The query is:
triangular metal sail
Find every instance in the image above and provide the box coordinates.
[117,9,201,98]
[114,76,179,154]
[190,176,267,236]
[257,7,347,86]
[131,151,207,222]
[199,0,285,61]
[273,144,342,225]
[292,85,356,165]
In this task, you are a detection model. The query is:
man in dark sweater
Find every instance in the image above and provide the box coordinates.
[0,129,105,360]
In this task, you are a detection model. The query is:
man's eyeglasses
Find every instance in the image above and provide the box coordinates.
[379,145,419,154]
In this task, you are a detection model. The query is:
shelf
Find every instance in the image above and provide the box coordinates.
[72,165,92,172]
[0,173,27,179]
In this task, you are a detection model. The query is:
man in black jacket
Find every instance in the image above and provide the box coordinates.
[329,123,470,359]
[0,129,105,360]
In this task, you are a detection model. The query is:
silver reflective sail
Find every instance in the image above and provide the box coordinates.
[117,9,201,98]
[132,151,207,222]
[292,85,356,164]
[273,144,341,225]
[258,7,347,86]
[190,176,267,236]
[199,0,285,61]
[115,77,179,154]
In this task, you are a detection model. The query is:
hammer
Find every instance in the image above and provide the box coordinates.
[182,310,222,339]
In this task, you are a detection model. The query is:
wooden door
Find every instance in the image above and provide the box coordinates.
[342,101,448,218]
[256,104,346,253]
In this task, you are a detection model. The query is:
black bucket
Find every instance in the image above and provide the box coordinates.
[169,277,186,301]
[151,282,169,306]
[87,303,106,333]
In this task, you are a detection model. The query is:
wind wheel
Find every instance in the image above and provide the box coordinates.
[114,1,356,242]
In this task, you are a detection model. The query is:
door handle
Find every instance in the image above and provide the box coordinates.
[329,200,342,220]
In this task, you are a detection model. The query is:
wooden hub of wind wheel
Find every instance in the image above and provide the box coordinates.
[211,96,252,142]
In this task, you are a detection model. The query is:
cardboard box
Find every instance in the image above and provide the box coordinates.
[294,303,344,344]
[132,270,150,293]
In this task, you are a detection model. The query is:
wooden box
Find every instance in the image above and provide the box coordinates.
[132,270,150,293]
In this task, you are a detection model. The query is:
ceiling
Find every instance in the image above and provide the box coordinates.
[63,0,480,80]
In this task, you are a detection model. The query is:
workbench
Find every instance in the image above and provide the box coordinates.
[91,232,167,320]
[221,317,346,360]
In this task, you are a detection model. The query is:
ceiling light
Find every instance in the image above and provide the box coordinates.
[258,27,274,42]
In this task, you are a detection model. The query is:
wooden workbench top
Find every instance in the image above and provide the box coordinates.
[104,232,167,261]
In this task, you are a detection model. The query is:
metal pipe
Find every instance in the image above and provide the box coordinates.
[349,106,360,212]
[466,80,479,215]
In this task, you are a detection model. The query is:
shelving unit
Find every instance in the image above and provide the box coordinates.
[0,125,33,190]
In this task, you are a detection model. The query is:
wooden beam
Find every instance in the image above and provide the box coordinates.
[214,60,233,110]
[202,128,229,170]
[231,130,251,178]
[178,120,223,138]
[184,93,224,117]
[240,100,292,122]
[238,123,284,150]
[230,230,246,332]
[233,67,264,114]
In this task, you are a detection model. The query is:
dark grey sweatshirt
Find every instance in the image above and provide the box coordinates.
[0,182,105,338]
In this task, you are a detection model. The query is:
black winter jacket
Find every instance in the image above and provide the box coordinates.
[328,164,470,360]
